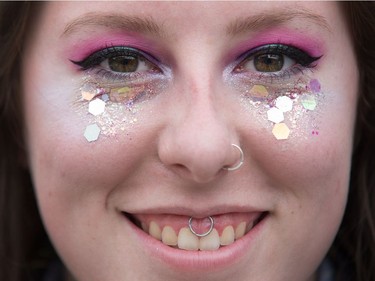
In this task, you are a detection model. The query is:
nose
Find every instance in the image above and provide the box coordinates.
[157,77,241,184]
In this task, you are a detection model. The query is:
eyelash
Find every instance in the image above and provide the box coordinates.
[72,43,321,86]
[233,44,321,81]
[71,46,163,82]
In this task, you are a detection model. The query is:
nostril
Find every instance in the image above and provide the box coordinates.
[157,108,235,183]
[165,160,221,184]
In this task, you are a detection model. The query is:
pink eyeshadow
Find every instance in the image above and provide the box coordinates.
[228,27,325,60]
[66,32,165,62]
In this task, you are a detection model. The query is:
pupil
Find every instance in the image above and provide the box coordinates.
[254,54,284,72]
[108,56,139,72]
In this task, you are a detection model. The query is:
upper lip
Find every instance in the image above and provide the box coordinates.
[116,198,271,272]
[118,204,268,218]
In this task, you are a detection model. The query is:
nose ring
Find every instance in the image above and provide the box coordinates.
[222,144,244,171]
[188,216,214,237]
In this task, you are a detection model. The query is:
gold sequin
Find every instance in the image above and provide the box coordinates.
[249,85,269,98]
[110,86,144,102]
[272,123,290,140]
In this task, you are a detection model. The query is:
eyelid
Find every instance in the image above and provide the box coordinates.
[71,45,162,71]
[236,44,322,69]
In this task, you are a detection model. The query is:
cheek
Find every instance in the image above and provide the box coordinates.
[233,76,325,143]
[232,62,357,190]
[22,59,133,223]
[75,73,168,142]
[237,71,356,226]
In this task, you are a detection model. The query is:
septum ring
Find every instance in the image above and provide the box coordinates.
[222,144,244,171]
[188,216,214,237]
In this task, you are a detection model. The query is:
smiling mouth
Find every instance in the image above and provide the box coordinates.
[123,212,268,251]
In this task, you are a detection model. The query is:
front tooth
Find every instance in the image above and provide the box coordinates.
[199,229,220,251]
[149,221,162,240]
[235,222,246,240]
[178,227,199,250]
[162,226,178,246]
[220,226,235,246]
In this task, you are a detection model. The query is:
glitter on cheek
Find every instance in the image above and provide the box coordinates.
[81,84,97,101]
[309,79,321,93]
[249,84,269,98]
[275,96,293,112]
[101,94,110,102]
[267,107,284,123]
[74,75,167,143]
[88,99,106,116]
[78,92,139,143]
[272,123,290,140]
[301,94,317,110]
[84,124,101,142]
[109,86,144,102]
[235,77,324,141]
[82,91,95,101]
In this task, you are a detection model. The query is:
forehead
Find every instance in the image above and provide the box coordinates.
[41,2,339,39]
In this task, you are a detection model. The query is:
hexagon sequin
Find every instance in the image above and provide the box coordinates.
[275,96,293,112]
[84,124,101,142]
[301,95,317,111]
[82,91,95,101]
[272,123,290,140]
[249,85,269,98]
[81,84,97,101]
[309,79,321,93]
[88,99,106,116]
[267,107,284,123]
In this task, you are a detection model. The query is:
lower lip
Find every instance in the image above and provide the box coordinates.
[123,213,267,272]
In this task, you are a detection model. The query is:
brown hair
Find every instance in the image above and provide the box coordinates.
[0,2,55,281]
[329,2,375,281]
[0,2,375,281]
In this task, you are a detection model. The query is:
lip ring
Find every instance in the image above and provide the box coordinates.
[188,216,214,237]
[122,210,268,272]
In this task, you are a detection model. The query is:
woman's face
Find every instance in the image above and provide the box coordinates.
[23,2,358,281]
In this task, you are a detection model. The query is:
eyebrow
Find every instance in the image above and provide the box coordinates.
[62,13,164,37]
[62,8,331,38]
[226,8,331,36]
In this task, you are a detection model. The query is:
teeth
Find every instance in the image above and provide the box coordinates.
[162,226,178,246]
[220,225,235,246]
[235,221,246,239]
[246,221,254,233]
[141,222,148,232]
[177,227,199,250]
[149,221,162,240]
[144,219,257,250]
[199,229,220,251]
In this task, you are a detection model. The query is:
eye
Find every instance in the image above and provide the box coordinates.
[102,55,154,73]
[252,53,293,72]
[235,44,320,74]
[71,46,160,74]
